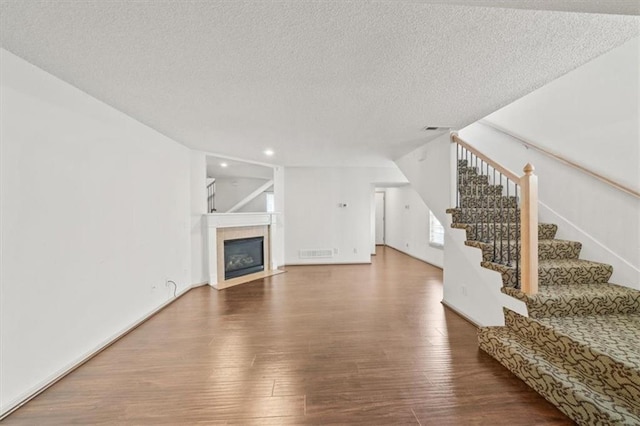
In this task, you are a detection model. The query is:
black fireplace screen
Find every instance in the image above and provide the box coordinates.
[224,236,265,280]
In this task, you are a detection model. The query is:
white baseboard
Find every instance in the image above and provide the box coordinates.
[441,299,482,327]
[0,281,207,420]
[384,244,444,269]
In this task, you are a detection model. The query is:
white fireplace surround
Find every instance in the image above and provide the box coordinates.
[205,213,279,289]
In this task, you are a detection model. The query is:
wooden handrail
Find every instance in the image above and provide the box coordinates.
[451,133,521,183]
[520,164,538,295]
[480,120,640,199]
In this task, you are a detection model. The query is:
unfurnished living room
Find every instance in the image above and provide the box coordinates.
[1,1,639,425]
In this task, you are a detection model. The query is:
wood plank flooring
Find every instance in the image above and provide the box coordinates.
[3,247,571,425]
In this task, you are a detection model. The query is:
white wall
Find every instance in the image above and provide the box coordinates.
[0,49,192,414]
[384,186,444,268]
[394,134,453,226]
[214,177,271,212]
[483,37,639,193]
[190,151,208,285]
[284,167,407,265]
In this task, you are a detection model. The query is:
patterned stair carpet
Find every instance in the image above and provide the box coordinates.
[449,161,640,425]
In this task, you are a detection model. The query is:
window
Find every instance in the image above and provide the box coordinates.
[429,211,444,247]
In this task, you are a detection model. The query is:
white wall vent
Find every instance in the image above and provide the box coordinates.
[298,249,333,259]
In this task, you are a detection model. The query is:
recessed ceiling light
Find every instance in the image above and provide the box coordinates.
[220,162,228,168]
[264,149,274,156]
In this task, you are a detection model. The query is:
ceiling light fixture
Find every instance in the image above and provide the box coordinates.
[264,149,274,156]
[220,162,228,168]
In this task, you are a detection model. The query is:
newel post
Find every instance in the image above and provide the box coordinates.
[520,163,538,295]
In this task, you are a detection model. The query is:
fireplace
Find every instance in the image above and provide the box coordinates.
[224,236,265,280]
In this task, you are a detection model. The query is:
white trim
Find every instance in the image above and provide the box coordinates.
[441,300,482,327]
[205,212,276,228]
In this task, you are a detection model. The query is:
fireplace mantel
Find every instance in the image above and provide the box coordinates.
[206,212,274,229]
[204,213,282,289]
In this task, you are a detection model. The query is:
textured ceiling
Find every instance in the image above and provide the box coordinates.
[1,1,638,167]
[420,0,640,15]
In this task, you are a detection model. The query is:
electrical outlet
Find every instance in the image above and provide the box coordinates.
[353,248,357,254]
[461,286,468,296]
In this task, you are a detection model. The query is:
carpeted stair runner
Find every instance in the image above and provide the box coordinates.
[449,160,640,425]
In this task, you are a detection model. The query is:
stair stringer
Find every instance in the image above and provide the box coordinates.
[444,214,528,326]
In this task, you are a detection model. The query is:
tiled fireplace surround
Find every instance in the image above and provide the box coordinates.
[205,213,280,290]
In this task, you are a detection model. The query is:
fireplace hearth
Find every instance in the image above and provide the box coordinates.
[224,236,265,280]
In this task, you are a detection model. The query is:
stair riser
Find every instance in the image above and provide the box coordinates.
[458,167,479,176]
[504,310,640,407]
[459,174,489,185]
[459,184,504,196]
[478,328,639,425]
[458,223,557,240]
[451,208,519,224]
[540,263,613,285]
[502,286,640,318]
[481,261,613,287]
[474,241,582,262]
[459,195,518,209]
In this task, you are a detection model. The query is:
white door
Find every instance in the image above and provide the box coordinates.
[375,192,385,245]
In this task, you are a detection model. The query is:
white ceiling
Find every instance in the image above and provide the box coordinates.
[1,1,638,167]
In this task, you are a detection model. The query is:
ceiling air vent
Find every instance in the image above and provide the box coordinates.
[299,249,333,259]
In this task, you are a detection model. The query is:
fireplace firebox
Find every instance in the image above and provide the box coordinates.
[224,236,265,280]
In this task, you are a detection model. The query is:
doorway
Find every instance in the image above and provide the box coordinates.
[375,191,385,245]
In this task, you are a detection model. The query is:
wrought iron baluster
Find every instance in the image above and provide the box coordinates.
[474,154,479,240]
[515,184,521,288]
[507,179,512,267]
[492,166,497,261]
[499,173,504,265]
[456,144,460,208]
[478,159,484,243]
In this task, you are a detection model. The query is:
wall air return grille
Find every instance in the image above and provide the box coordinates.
[298,249,333,259]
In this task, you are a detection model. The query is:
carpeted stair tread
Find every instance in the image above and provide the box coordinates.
[466,239,582,262]
[503,310,640,410]
[451,222,558,240]
[448,207,519,223]
[502,283,640,318]
[478,326,640,425]
[538,314,640,375]
[481,258,613,287]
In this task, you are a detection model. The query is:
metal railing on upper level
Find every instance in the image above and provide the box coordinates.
[207,181,216,213]
[452,133,539,295]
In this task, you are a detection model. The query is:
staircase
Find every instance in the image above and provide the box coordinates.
[448,145,640,424]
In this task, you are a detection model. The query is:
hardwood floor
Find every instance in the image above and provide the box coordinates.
[3,247,571,425]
